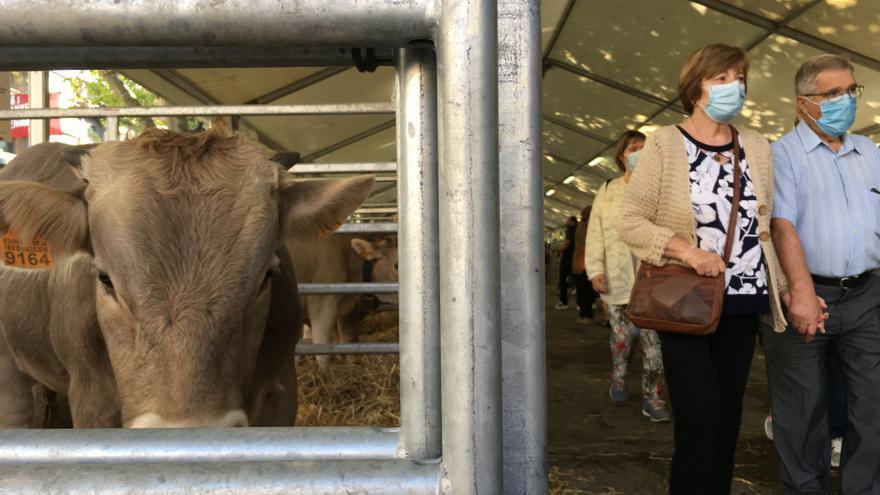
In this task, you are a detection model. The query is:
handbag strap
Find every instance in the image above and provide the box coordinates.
[721,127,742,264]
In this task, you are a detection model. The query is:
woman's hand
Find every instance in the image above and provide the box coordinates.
[684,248,727,277]
[591,274,608,294]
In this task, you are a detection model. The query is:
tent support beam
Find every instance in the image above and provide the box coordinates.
[692,0,880,72]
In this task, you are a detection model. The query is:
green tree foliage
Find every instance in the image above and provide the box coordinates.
[66,71,202,140]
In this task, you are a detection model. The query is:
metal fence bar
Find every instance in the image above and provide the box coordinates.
[397,47,442,461]
[0,47,396,71]
[298,283,398,295]
[293,162,398,174]
[0,0,437,47]
[27,72,49,146]
[0,428,401,465]
[0,459,441,495]
[437,0,503,492]
[355,207,399,214]
[0,103,394,120]
[498,0,548,492]
[353,215,398,220]
[295,342,399,355]
[105,116,120,141]
[335,223,397,234]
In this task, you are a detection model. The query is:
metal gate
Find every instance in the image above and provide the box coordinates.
[0,1,544,493]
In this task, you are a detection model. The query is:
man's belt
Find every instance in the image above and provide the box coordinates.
[811,271,874,290]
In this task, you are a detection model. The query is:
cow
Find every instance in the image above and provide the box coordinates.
[0,128,374,428]
[287,234,397,350]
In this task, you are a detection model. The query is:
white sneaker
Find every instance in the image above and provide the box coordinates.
[831,437,842,469]
[554,302,569,309]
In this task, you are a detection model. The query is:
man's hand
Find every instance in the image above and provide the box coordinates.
[685,248,727,277]
[782,290,829,343]
[591,274,608,294]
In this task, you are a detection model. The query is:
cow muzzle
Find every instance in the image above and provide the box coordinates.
[127,409,249,428]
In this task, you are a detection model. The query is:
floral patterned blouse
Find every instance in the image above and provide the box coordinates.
[678,126,771,315]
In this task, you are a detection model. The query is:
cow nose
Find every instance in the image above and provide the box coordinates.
[128,409,249,428]
[213,409,249,427]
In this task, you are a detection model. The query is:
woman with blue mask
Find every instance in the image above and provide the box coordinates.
[617,44,796,495]
[586,130,670,423]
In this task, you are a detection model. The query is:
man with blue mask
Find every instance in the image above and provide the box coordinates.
[768,54,880,494]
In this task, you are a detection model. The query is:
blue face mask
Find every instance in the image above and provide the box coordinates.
[627,151,640,171]
[806,93,856,137]
[699,81,746,123]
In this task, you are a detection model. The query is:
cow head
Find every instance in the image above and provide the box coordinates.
[351,236,398,304]
[0,129,373,427]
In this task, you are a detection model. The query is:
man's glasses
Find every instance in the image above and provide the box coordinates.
[803,84,864,101]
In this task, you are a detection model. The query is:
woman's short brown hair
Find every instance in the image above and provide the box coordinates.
[678,44,749,114]
[614,130,646,172]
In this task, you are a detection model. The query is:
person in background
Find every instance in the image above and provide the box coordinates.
[572,205,597,322]
[766,53,880,494]
[555,216,577,309]
[586,130,669,422]
[618,44,791,494]
[544,242,553,284]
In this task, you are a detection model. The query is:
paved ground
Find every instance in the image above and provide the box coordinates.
[546,291,797,494]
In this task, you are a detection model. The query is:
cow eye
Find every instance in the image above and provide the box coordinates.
[260,269,276,291]
[98,272,115,293]
[394,263,398,271]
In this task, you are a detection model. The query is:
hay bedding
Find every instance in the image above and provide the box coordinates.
[295,310,400,426]
[294,311,584,493]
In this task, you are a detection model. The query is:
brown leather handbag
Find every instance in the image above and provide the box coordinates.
[626,129,742,335]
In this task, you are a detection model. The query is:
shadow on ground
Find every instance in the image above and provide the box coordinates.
[546,290,787,494]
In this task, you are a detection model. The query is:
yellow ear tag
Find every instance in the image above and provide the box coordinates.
[2,230,54,268]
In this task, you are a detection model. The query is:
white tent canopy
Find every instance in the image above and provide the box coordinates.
[117,0,880,230]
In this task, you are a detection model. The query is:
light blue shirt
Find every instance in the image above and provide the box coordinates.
[772,121,880,277]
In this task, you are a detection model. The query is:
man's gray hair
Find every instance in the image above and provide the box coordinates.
[795,54,855,96]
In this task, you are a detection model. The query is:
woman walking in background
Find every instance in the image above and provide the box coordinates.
[586,130,669,423]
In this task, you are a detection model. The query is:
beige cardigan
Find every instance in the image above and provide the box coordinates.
[585,177,636,306]
[618,125,788,332]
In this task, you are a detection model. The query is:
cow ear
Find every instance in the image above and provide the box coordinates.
[351,238,376,260]
[270,151,300,169]
[0,182,89,261]
[278,174,375,240]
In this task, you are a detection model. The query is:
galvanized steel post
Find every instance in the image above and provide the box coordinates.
[0,47,396,70]
[396,47,442,461]
[0,0,438,47]
[436,0,503,492]
[0,460,441,495]
[498,0,548,492]
[0,428,402,464]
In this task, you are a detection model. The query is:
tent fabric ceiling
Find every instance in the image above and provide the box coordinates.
[120,0,880,226]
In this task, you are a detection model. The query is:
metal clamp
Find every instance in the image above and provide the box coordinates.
[353,48,379,73]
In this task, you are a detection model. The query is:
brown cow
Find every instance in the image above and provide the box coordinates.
[287,235,397,350]
[0,129,373,428]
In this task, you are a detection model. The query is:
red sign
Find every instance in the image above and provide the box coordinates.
[10,93,62,139]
